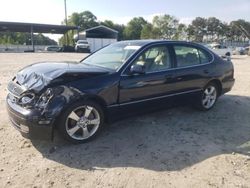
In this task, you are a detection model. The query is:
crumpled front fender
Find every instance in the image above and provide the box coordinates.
[42,86,85,121]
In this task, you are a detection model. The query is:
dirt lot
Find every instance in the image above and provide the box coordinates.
[0,53,249,188]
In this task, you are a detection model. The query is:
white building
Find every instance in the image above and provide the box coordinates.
[74,25,118,52]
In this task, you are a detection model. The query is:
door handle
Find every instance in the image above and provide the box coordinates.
[203,70,209,74]
[165,75,173,80]
[176,77,182,81]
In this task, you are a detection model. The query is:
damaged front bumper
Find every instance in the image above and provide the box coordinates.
[6,82,85,140]
[6,94,54,140]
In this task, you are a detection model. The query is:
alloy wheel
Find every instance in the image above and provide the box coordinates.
[65,105,100,140]
[202,85,217,109]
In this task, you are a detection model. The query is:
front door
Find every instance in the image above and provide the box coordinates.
[119,44,176,105]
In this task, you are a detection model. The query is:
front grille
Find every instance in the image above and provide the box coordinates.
[7,81,25,98]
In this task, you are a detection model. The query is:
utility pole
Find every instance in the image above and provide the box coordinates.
[64,0,68,25]
[30,25,34,52]
[64,0,69,45]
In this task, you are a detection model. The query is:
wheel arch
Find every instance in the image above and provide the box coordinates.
[206,79,222,96]
[82,94,108,112]
[57,93,108,121]
[51,94,108,139]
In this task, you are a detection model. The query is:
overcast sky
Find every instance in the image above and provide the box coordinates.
[0,0,249,41]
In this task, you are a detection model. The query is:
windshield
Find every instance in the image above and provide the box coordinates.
[78,41,88,44]
[81,42,141,70]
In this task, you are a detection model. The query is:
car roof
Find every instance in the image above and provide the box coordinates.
[209,43,221,47]
[116,40,202,47]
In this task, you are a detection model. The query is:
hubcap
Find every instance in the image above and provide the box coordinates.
[66,105,100,140]
[202,86,217,109]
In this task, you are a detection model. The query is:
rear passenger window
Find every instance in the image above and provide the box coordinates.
[198,49,210,64]
[174,45,210,67]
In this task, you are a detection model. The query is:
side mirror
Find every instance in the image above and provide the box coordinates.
[130,64,145,75]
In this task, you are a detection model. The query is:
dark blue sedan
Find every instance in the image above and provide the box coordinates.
[7,40,235,143]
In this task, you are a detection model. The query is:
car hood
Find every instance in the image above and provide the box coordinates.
[16,61,110,92]
[77,44,89,46]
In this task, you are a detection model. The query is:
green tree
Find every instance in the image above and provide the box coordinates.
[216,22,229,41]
[206,17,222,41]
[187,17,207,42]
[66,11,98,30]
[123,17,147,40]
[175,23,188,40]
[0,32,56,45]
[152,14,179,39]
[141,23,154,39]
[231,19,250,40]
[60,11,99,45]
[100,20,125,40]
[140,23,162,39]
[227,21,244,41]
[100,20,115,28]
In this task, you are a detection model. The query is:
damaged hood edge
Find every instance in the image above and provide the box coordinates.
[16,61,110,92]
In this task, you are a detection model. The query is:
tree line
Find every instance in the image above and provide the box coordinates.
[0,32,57,45]
[60,11,250,45]
[1,10,249,45]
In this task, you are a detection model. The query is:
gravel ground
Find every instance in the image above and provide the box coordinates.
[0,53,249,188]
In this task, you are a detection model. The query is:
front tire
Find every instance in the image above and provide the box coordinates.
[195,83,218,111]
[57,100,104,143]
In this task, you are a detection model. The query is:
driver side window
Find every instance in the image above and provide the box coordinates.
[133,46,171,73]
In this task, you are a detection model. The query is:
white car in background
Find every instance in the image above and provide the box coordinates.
[233,47,246,55]
[75,40,90,53]
[207,43,232,57]
[245,46,250,56]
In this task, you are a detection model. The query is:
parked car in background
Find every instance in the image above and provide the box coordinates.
[75,40,90,53]
[207,43,232,57]
[44,45,61,52]
[59,45,75,52]
[245,46,250,56]
[6,40,235,143]
[233,47,246,55]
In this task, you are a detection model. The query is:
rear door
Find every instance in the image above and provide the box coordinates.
[172,44,214,93]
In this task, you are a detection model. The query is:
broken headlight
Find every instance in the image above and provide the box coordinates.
[18,93,36,107]
[36,88,54,108]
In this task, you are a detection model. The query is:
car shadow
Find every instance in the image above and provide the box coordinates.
[31,94,250,171]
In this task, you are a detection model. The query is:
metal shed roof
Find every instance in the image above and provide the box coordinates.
[85,25,118,39]
[0,21,78,34]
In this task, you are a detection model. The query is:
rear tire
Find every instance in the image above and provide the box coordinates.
[195,83,218,111]
[57,100,104,143]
